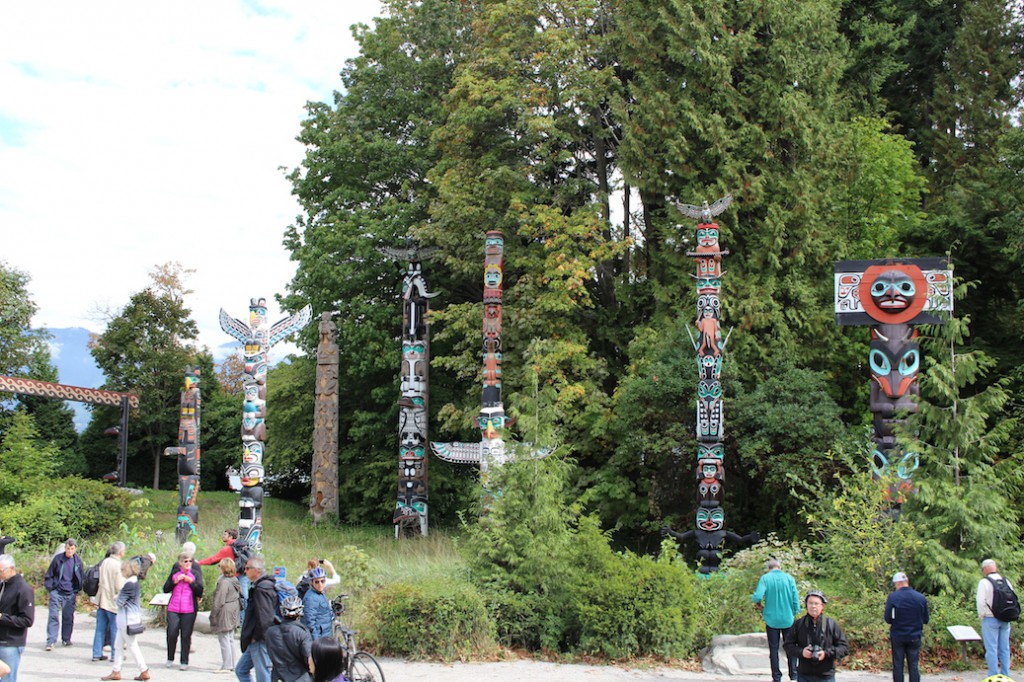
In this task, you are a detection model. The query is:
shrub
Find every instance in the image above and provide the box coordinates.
[0,477,134,547]
[568,519,700,658]
[361,579,497,661]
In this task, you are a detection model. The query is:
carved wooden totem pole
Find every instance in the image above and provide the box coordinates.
[380,245,437,538]
[432,231,514,493]
[834,259,953,493]
[663,196,757,574]
[220,298,312,552]
[164,367,201,543]
[310,313,339,525]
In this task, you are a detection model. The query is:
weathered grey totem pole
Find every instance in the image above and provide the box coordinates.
[164,367,201,543]
[663,196,757,574]
[310,313,339,525]
[381,245,437,538]
[220,298,312,552]
[432,231,517,493]
[834,259,953,494]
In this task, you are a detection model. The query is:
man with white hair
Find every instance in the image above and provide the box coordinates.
[0,554,36,682]
[752,558,801,682]
[92,541,126,662]
[977,558,1016,676]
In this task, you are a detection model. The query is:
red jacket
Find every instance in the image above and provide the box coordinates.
[198,540,235,566]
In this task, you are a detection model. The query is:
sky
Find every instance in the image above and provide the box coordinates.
[1,1,385,364]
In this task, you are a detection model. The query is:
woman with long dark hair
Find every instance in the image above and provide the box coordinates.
[311,637,348,682]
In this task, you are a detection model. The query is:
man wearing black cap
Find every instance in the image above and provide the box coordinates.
[884,571,929,682]
[784,591,849,682]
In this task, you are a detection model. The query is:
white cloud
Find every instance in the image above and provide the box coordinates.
[0,0,383,358]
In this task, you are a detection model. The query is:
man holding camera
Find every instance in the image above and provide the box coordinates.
[784,591,849,682]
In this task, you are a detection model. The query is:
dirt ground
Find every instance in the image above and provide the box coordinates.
[12,607,1012,682]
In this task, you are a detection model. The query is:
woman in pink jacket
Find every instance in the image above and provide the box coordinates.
[161,553,204,671]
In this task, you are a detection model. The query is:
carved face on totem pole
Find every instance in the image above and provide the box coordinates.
[695,226,720,253]
[249,298,268,328]
[857,265,929,324]
[696,380,724,441]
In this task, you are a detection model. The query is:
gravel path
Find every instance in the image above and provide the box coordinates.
[11,607,1010,682]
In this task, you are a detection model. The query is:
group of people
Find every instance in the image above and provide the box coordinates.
[0,531,350,682]
[752,557,1017,682]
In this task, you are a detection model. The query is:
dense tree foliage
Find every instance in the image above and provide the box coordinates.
[279,0,1024,555]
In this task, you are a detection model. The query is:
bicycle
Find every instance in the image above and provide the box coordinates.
[331,593,385,682]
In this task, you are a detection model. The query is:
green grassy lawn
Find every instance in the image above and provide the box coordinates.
[66,488,465,623]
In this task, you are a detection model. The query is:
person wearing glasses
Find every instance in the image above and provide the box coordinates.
[236,557,276,682]
[162,552,204,671]
[300,568,333,640]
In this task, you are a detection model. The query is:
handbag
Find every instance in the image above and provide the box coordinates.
[126,622,145,636]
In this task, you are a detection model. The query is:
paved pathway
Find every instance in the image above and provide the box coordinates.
[10,606,1010,682]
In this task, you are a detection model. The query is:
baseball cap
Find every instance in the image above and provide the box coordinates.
[892,572,908,583]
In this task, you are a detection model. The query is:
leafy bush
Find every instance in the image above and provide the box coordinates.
[361,579,496,661]
[0,477,135,547]
[568,521,699,658]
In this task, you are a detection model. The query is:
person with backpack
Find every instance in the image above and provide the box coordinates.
[783,590,849,682]
[198,530,239,568]
[265,596,313,682]
[92,541,126,662]
[977,558,1019,677]
[237,556,276,682]
[884,571,929,682]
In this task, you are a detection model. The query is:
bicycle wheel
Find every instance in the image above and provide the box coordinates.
[349,651,385,682]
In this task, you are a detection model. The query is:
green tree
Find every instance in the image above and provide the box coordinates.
[0,262,49,378]
[89,265,199,489]
[17,346,81,474]
[0,410,59,503]
[902,295,1020,595]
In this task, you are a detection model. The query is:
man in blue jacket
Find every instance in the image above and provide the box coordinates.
[753,558,801,682]
[884,571,929,682]
[43,538,84,651]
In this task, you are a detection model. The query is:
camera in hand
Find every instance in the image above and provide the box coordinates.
[810,645,823,657]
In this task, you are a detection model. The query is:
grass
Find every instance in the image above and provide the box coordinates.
[49,488,466,627]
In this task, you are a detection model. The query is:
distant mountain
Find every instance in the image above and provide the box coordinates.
[45,327,105,431]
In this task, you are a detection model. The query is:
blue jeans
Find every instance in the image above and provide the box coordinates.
[0,645,23,682]
[891,636,921,682]
[238,574,251,628]
[766,625,797,681]
[46,591,76,645]
[982,616,1011,675]
[92,608,117,658]
[235,640,271,682]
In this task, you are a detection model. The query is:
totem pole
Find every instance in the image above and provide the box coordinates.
[220,298,312,552]
[380,244,438,538]
[663,196,757,574]
[310,313,339,525]
[432,231,548,496]
[164,367,201,543]
[834,259,953,492]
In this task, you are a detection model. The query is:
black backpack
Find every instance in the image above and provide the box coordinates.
[232,540,252,575]
[987,576,1021,622]
[82,560,102,597]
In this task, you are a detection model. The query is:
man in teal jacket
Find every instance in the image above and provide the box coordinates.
[753,558,801,682]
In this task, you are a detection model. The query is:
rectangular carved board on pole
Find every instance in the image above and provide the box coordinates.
[834,258,953,326]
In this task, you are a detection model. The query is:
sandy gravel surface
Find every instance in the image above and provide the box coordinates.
[11,607,1011,682]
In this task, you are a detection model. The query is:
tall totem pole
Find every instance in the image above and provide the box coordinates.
[432,231,519,492]
[220,298,312,552]
[310,313,339,525]
[834,259,953,492]
[663,196,757,574]
[164,367,201,543]
[381,245,437,538]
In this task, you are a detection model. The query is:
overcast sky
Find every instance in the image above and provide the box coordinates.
[1,1,384,362]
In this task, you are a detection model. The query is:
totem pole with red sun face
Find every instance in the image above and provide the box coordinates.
[662,195,757,574]
[834,258,953,493]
